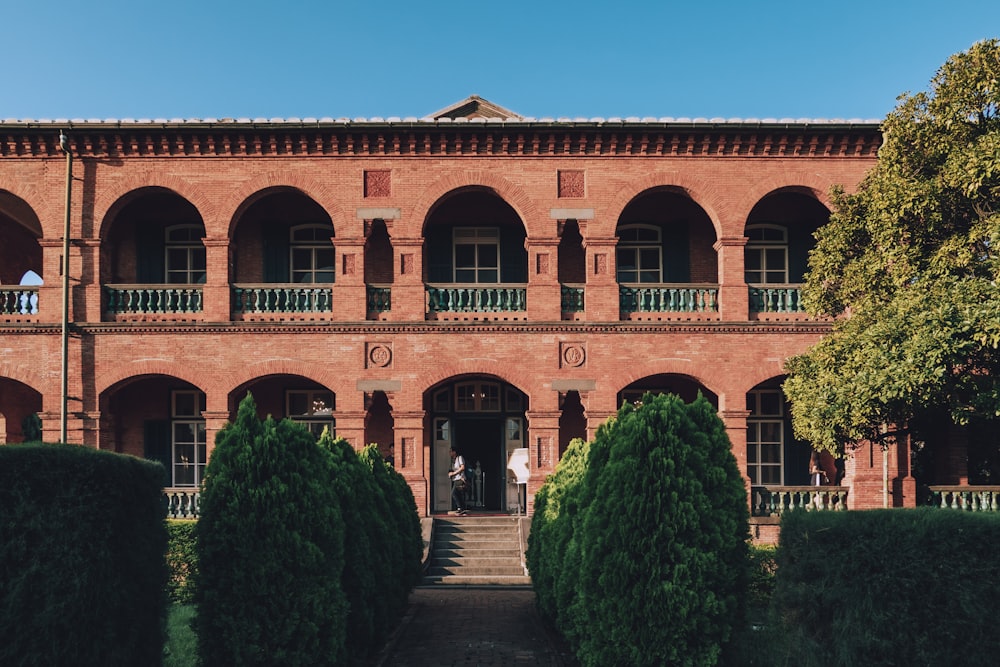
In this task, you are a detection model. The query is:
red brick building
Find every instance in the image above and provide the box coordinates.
[1,96,923,534]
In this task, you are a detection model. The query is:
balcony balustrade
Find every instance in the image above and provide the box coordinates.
[105,284,203,314]
[619,284,719,314]
[163,487,200,519]
[749,284,805,313]
[561,284,585,313]
[367,284,392,312]
[426,284,527,313]
[928,486,1000,512]
[751,485,849,517]
[1,286,38,316]
[233,284,332,313]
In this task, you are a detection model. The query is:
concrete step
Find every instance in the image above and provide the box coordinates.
[423,516,530,587]
[422,574,533,586]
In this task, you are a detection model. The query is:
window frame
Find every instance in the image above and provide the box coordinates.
[452,227,500,284]
[744,224,789,285]
[746,388,785,485]
[170,389,206,487]
[286,388,335,438]
[164,224,207,285]
[616,224,663,284]
[289,224,335,284]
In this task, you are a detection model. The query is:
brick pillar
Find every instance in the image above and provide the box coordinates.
[388,237,425,321]
[525,237,560,321]
[201,410,231,462]
[525,410,561,514]
[714,236,749,322]
[720,409,752,508]
[79,239,102,323]
[201,237,231,322]
[582,236,619,320]
[845,437,914,509]
[333,236,367,321]
[38,237,84,324]
[393,410,429,515]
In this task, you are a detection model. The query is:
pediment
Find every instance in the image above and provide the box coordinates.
[426,95,523,121]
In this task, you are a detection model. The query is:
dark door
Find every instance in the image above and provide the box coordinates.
[455,418,503,511]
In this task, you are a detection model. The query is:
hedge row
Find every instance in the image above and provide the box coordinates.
[527,393,751,667]
[0,443,168,667]
[763,508,1000,666]
[194,393,422,667]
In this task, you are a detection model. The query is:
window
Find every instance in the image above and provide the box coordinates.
[165,225,206,284]
[290,225,335,284]
[455,382,501,412]
[171,390,206,487]
[617,224,662,283]
[745,225,789,284]
[747,389,784,485]
[287,389,335,438]
[453,228,499,283]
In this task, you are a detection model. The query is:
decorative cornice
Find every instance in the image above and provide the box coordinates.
[1,124,882,160]
[1,320,835,336]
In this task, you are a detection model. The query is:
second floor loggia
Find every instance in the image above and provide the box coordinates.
[1,185,829,324]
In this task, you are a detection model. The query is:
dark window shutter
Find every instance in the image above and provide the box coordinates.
[136,225,165,283]
[263,224,290,283]
[144,419,172,486]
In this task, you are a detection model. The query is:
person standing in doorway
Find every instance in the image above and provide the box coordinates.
[449,447,468,515]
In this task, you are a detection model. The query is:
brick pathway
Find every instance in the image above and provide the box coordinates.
[372,587,578,666]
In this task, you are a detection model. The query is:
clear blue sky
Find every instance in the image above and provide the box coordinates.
[3,1,997,122]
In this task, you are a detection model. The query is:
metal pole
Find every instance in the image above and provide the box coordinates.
[59,132,72,444]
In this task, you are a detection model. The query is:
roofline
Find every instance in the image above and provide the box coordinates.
[1,117,883,132]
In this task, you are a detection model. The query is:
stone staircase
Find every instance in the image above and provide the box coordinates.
[423,516,531,586]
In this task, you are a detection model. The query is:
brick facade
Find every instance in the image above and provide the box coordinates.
[1,100,915,525]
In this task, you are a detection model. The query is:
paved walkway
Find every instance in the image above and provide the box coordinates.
[372,587,579,666]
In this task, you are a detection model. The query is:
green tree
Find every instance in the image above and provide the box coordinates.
[784,39,1000,455]
[568,394,749,667]
[194,394,347,666]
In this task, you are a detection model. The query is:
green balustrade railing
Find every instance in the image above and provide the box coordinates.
[561,284,585,312]
[233,284,332,313]
[749,284,805,313]
[751,485,849,517]
[105,284,203,314]
[1,286,38,315]
[367,285,391,312]
[619,284,719,313]
[163,488,200,519]
[426,284,527,313]
[928,486,1000,511]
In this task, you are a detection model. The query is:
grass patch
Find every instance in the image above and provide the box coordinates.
[164,604,196,667]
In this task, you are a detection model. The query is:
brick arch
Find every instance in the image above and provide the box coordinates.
[0,183,46,237]
[411,172,539,236]
[96,362,207,397]
[94,173,215,240]
[614,365,720,401]
[418,360,534,399]
[733,179,833,226]
[606,172,726,239]
[0,366,44,394]
[220,173,349,238]
[225,360,339,398]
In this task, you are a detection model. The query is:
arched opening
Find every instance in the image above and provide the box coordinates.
[426,376,528,513]
[744,189,830,285]
[364,390,395,465]
[558,390,587,459]
[230,375,335,440]
[618,373,718,409]
[0,377,43,443]
[746,376,817,488]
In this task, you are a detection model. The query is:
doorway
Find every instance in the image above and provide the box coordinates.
[455,417,503,510]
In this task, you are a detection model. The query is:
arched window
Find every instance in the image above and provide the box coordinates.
[165,225,206,284]
[616,224,662,283]
[745,224,789,284]
[290,225,334,283]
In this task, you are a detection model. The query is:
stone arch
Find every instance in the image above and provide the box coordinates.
[94,173,215,240]
[221,173,349,238]
[606,172,726,239]
[412,172,539,236]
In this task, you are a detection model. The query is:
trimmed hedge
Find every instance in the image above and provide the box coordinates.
[766,508,1000,667]
[166,520,198,604]
[0,443,168,667]
[529,394,750,667]
[195,394,348,667]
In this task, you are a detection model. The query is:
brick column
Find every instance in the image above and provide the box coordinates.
[524,410,561,513]
[201,237,231,322]
[720,409,752,499]
[714,236,749,322]
[78,239,102,323]
[201,410,231,461]
[388,238,425,321]
[393,410,429,514]
[844,436,915,509]
[582,236,619,320]
[525,238,561,321]
[332,236,367,321]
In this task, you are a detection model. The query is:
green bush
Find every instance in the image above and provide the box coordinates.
[166,520,198,604]
[358,443,423,616]
[544,393,749,667]
[194,394,347,667]
[767,508,1000,667]
[0,443,168,667]
[526,437,590,623]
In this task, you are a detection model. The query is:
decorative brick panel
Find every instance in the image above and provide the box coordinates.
[364,170,391,197]
[558,170,585,198]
